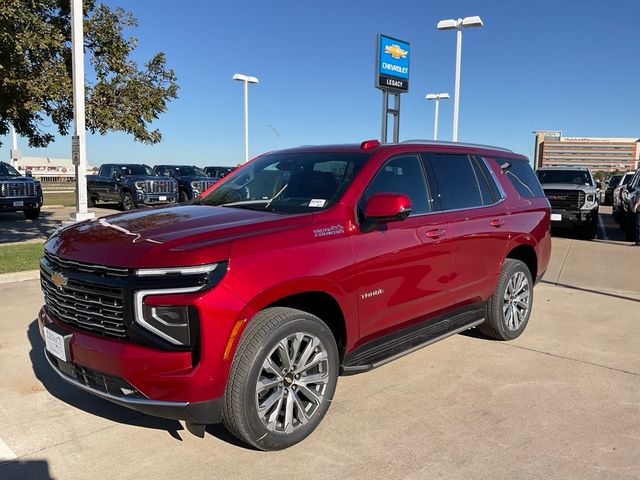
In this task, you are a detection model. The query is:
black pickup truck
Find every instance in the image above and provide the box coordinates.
[87,163,178,210]
[154,165,216,202]
[0,161,43,219]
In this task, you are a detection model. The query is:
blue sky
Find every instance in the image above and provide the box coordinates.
[2,0,640,166]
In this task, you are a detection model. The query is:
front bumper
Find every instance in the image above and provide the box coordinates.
[38,307,225,424]
[0,195,42,212]
[549,208,597,228]
[135,190,178,206]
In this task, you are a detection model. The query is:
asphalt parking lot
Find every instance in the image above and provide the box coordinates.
[0,207,638,480]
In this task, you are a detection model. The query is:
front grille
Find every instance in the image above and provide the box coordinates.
[0,181,37,197]
[41,266,126,338]
[44,251,130,278]
[193,180,215,192]
[145,180,173,193]
[544,190,585,209]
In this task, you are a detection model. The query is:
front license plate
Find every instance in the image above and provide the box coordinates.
[13,201,24,207]
[44,326,68,362]
[159,195,167,201]
[550,213,562,221]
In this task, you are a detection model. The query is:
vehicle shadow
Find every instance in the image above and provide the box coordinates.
[0,460,52,480]
[26,319,185,440]
[0,210,60,244]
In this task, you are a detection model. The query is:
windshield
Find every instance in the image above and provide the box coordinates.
[121,165,156,176]
[197,152,370,214]
[175,166,207,177]
[0,162,21,177]
[536,170,593,186]
[607,175,622,188]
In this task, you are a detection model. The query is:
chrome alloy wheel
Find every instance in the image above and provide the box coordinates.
[502,271,530,331]
[255,332,329,434]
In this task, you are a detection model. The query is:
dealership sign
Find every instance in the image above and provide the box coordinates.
[376,34,410,92]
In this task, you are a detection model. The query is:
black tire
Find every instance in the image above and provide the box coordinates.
[479,259,533,341]
[179,190,190,203]
[581,220,597,240]
[222,307,339,451]
[120,191,135,211]
[23,208,40,220]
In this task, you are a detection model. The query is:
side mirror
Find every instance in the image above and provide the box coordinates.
[362,193,412,231]
[25,170,33,178]
[113,172,122,181]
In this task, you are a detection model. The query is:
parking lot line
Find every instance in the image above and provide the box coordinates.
[0,437,17,464]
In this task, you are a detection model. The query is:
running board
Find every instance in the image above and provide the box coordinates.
[341,304,485,375]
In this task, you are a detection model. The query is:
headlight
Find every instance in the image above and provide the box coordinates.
[135,181,146,191]
[133,262,226,346]
[190,181,200,191]
[586,194,595,202]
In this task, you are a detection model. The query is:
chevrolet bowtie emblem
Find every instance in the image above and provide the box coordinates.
[384,44,408,60]
[51,271,69,289]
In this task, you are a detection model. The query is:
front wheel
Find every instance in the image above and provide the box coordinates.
[23,208,41,220]
[120,192,135,211]
[222,307,339,451]
[179,190,190,203]
[479,259,533,341]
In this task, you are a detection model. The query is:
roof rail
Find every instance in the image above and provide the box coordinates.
[399,139,513,153]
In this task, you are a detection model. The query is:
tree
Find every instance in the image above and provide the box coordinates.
[0,0,178,148]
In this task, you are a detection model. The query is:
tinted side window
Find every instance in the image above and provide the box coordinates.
[362,155,430,215]
[470,156,498,205]
[429,153,483,210]
[502,158,545,198]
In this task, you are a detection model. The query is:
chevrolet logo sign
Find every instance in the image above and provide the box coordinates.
[51,271,69,289]
[384,44,408,60]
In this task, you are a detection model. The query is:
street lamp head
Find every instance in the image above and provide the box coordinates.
[426,93,450,100]
[436,18,459,30]
[232,73,259,84]
[437,16,483,30]
[461,16,483,28]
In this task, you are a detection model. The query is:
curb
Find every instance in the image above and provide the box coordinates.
[0,269,40,285]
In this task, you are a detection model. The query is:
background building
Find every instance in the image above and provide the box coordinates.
[12,156,97,182]
[533,131,640,171]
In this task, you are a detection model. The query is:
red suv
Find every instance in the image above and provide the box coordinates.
[38,140,551,450]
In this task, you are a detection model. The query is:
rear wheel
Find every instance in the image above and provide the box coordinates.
[23,208,40,220]
[222,307,339,451]
[479,259,533,341]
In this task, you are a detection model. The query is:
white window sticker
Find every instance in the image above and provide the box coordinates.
[309,199,326,208]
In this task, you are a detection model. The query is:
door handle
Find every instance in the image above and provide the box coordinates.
[425,228,446,238]
[490,219,506,227]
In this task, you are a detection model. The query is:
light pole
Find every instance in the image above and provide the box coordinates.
[69,0,94,221]
[267,124,280,149]
[232,73,259,163]
[9,124,21,167]
[437,16,483,142]
[425,93,449,141]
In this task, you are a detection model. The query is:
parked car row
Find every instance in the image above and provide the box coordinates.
[0,161,43,219]
[612,169,639,241]
[87,163,235,210]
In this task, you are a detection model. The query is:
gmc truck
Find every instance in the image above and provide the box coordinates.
[87,163,178,210]
[154,165,216,202]
[536,166,599,239]
[39,140,551,450]
[0,161,43,219]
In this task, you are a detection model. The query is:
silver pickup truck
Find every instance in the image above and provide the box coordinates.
[536,166,599,239]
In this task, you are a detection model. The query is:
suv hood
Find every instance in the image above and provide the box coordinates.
[0,176,36,182]
[124,175,173,182]
[540,183,596,192]
[46,205,312,268]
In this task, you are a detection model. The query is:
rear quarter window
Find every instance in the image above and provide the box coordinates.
[501,158,545,198]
